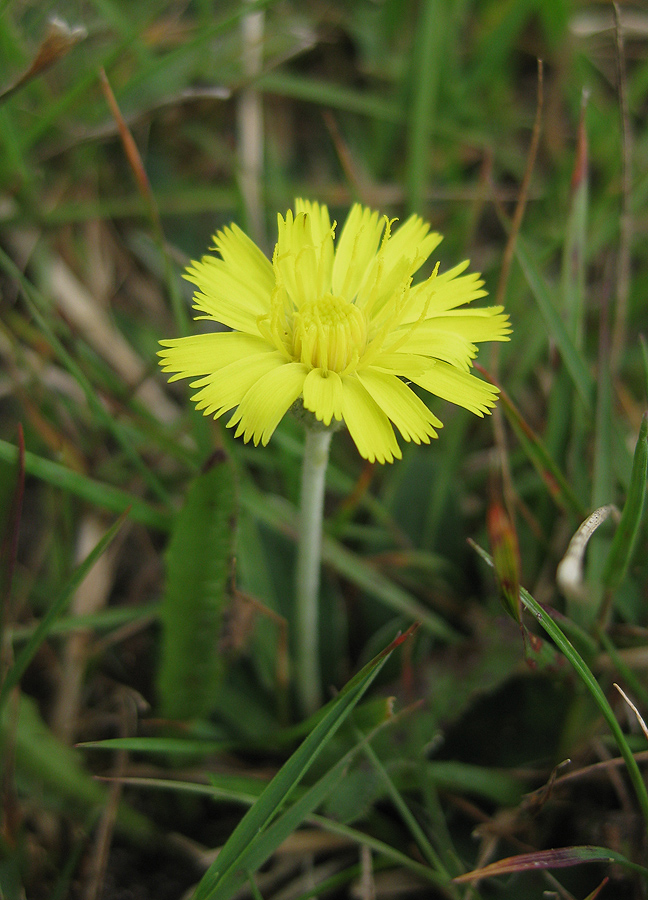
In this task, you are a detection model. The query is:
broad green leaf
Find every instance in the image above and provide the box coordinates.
[156,452,238,719]
[425,760,523,806]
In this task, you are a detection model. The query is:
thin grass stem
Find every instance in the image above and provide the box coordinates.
[520,586,648,830]
[359,736,457,893]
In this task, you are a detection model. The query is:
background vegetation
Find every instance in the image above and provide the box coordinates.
[1,1,647,898]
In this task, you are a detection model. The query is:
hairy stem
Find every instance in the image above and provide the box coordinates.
[295,427,332,716]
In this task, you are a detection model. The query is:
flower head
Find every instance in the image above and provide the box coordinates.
[159,200,511,463]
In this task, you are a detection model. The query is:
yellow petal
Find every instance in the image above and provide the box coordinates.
[185,256,269,333]
[379,214,442,277]
[294,199,331,245]
[367,351,430,377]
[420,308,512,341]
[189,352,286,418]
[410,361,500,416]
[392,308,511,362]
[404,266,487,321]
[274,210,322,306]
[357,252,415,322]
[227,362,307,445]
[158,332,270,381]
[340,375,401,464]
[302,369,344,426]
[294,199,335,296]
[357,369,441,443]
[212,223,274,291]
[332,204,384,299]
[386,334,477,371]
[276,208,312,260]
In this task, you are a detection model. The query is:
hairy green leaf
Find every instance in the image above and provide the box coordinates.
[157,451,238,719]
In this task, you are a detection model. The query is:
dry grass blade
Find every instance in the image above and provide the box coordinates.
[46,255,180,425]
[99,67,188,335]
[0,17,86,103]
[99,69,159,225]
[51,514,121,744]
[614,683,648,743]
[454,846,647,884]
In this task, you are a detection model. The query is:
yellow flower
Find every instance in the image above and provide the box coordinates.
[159,200,510,463]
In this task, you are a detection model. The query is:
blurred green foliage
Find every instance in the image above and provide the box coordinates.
[0,1,647,898]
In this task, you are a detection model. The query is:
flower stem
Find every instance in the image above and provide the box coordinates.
[295,426,333,716]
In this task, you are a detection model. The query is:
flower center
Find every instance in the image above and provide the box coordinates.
[292,294,367,373]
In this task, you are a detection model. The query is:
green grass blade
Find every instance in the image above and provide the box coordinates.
[519,591,648,826]
[222,705,440,896]
[0,106,31,187]
[602,412,648,591]
[0,439,172,532]
[192,628,415,900]
[584,322,615,625]
[322,535,457,641]
[405,0,443,215]
[111,0,277,114]
[240,484,458,641]
[103,768,451,888]
[641,335,648,400]
[514,236,594,409]
[561,101,588,347]
[208,738,366,899]
[495,386,587,519]
[9,602,159,642]
[472,542,648,828]
[0,246,169,504]
[360,738,451,881]
[598,631,648,711]
[79,736,236,756]
[21,38,134,150]
[255,72,402,122]
[470,0,537,85]
[591,336,614,514]
[0,511,128,712]
[1,694,152,840]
